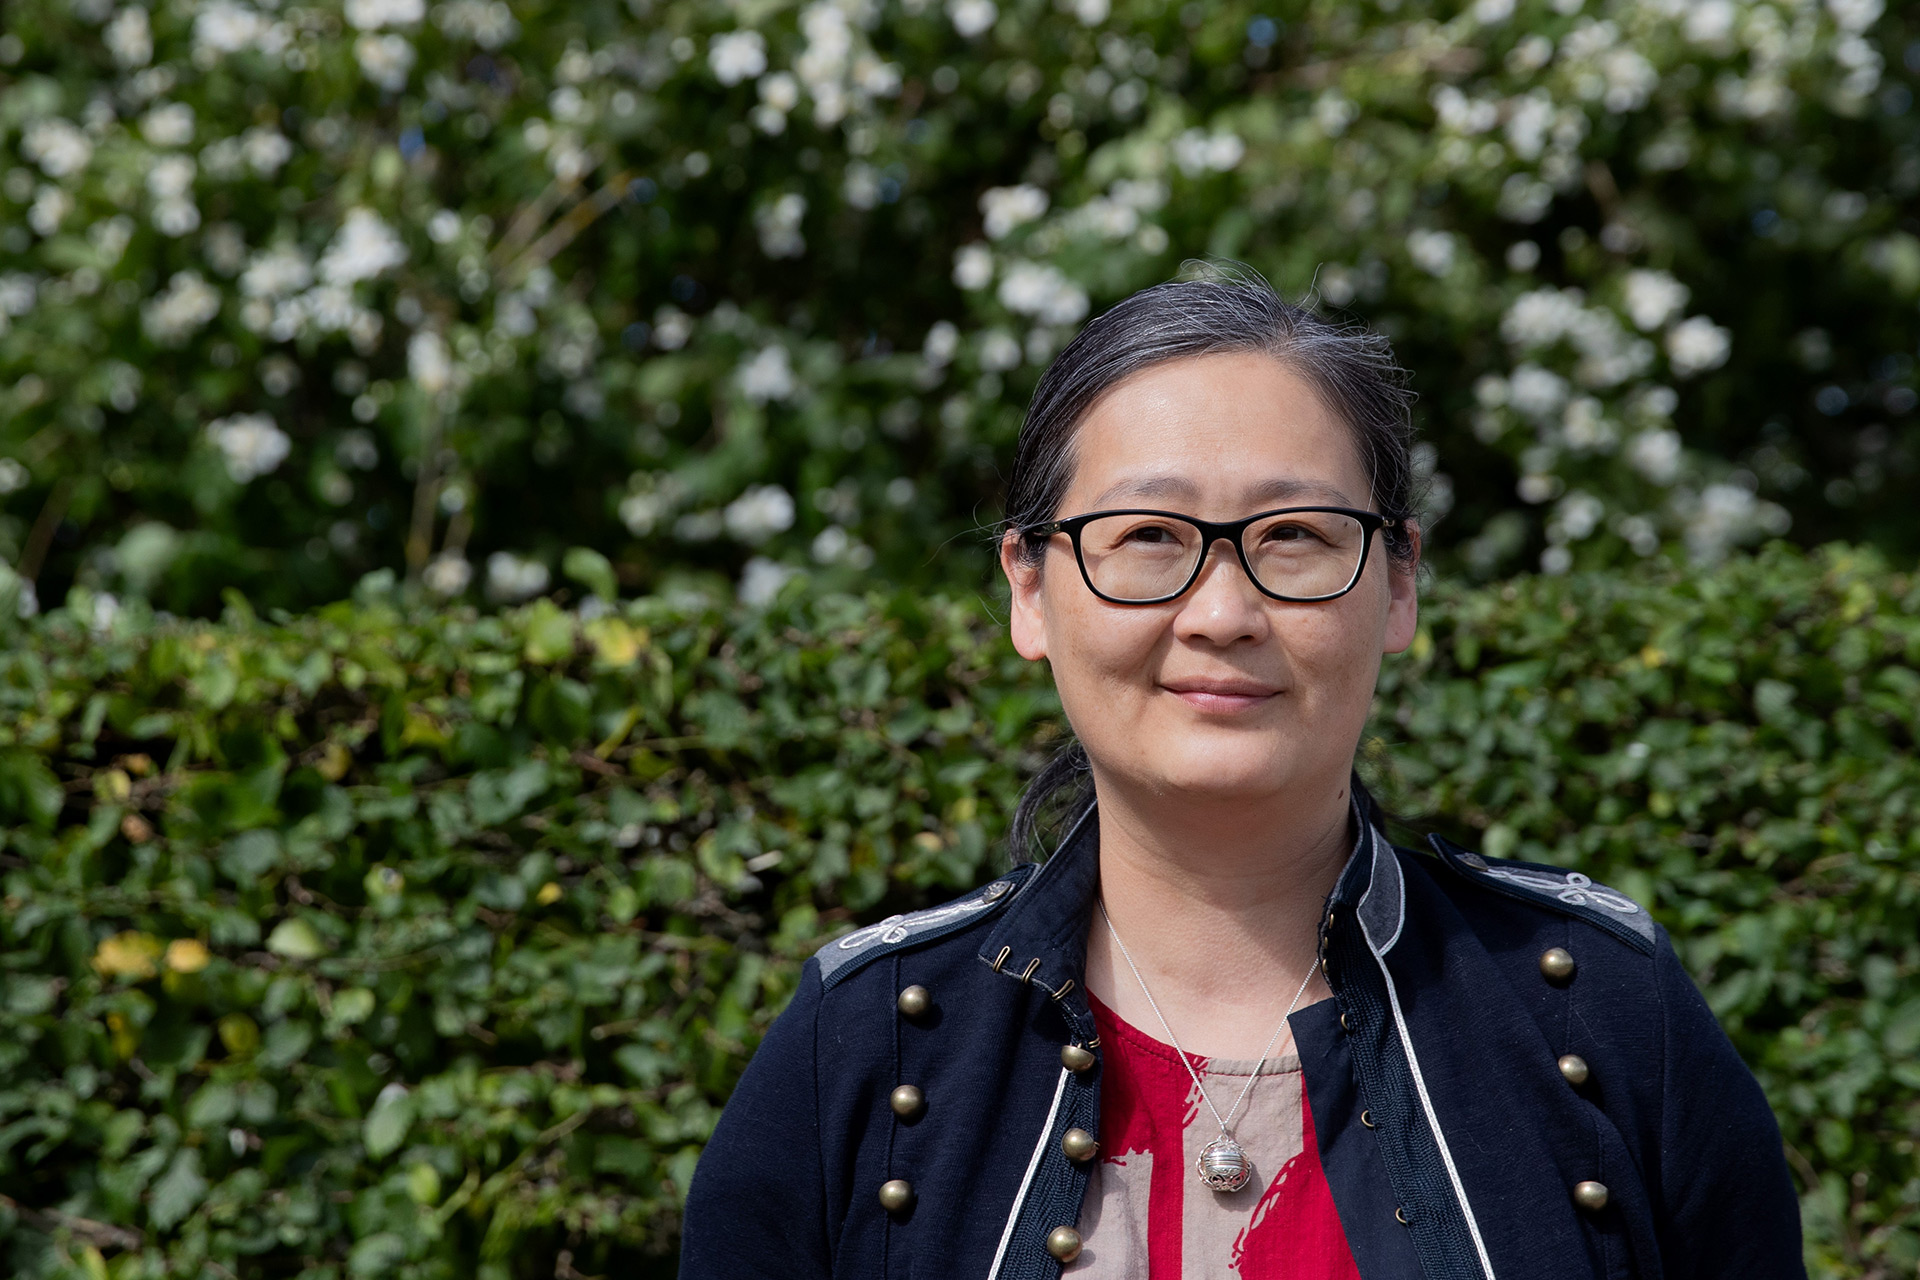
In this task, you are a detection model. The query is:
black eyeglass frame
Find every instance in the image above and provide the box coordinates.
[1023,505,1400,606]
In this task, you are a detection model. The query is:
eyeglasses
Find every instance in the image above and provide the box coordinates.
[1023,506,1398,605]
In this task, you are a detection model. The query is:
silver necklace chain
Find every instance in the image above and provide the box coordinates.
[1098,898,1316,1139]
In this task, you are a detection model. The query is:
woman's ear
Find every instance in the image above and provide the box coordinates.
[1001,531,1051,661]
[1382,520,1421,655]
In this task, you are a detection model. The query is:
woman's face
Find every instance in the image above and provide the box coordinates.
[1002,351,1419,809]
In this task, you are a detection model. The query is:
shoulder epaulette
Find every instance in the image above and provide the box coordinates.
[1426,833,1657,954]
[816,866,1034,990]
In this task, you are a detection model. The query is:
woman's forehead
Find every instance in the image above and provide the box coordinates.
[1066,352,1371,507]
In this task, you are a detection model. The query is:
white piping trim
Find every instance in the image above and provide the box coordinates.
[1372,946,1498,1280]
[988,1065,1073,1280]
[1362,824,1406,954]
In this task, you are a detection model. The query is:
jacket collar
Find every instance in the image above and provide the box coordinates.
[976,791,1395,998]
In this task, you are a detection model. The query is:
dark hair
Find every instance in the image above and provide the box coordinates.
[1002,264,1419,863]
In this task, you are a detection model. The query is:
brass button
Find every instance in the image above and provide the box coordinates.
[1320,955,1332,980]
[1061,1128,1098,1162]
[878,1179,915,1213]
[1340,1012,1352,1032]
[1539,947,1577,983]
[890,1084,925,1119]
[1558,1054,1590,1086]
[1573,1180,1609,1212]
[1361,1109,1375,1128]
[897,985,931,1018]
[1061,1044,1096,1073]
[1046,1226,1083,1262]
[1395,1206,1411,1225]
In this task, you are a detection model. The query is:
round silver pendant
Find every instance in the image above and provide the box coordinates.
[1196,1135,1254,1192]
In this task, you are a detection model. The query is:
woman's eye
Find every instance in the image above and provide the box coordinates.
[1124,525,1179,544]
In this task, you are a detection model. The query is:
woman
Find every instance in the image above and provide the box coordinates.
[679,272,1803,1279]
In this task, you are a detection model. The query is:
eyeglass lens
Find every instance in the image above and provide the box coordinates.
[1077,511,1368,601]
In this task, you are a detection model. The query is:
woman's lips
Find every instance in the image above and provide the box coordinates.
[1159,680,1280,712]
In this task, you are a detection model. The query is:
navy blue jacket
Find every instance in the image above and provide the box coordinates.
[680,805,1804,1280]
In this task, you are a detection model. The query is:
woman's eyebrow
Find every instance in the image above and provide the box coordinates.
[1088,474,1358,508]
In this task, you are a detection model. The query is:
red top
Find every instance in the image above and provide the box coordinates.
[1065,993,1363,1279]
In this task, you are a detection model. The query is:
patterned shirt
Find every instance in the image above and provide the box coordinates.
[1065,993,1362,1280]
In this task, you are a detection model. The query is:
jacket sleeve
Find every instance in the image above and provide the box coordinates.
[1653,936,1806,1279]
[679,957,832,1280]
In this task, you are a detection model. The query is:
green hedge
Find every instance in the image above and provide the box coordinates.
[3,544,1918,1278]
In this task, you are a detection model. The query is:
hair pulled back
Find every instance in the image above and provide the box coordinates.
[1001,264,1419,863]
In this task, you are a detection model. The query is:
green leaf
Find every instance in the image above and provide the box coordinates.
[563,547,619,601]
[148,1148,207,1230]
[363,1086,415,1160]
[265,919,328,961]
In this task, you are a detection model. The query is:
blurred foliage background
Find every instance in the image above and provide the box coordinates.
[5,0,1920,1277]
[1,0,1919,612]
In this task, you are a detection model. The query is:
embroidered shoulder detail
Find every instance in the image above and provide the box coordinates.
[815,868,1032,990]
[1427,833,1657,953]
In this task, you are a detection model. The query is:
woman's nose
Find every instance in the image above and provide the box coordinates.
[1172,538,1270,644]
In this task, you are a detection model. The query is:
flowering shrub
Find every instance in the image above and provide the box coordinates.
[1,545,1918,1276]
[0,0,1917,613]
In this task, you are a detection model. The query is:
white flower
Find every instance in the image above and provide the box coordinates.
[1173,128,1246,175]
[1507,364,1569,419]
[22,119,93,178]
[1600,48,1657,113]
[319,208,407,285]
[738,557,799,608]
[194,2,269,53]
[997,261,1089,325]
[0,274,36,317]
[1621,270,1689,332]
[240,246,312,298]
[346,0,424,29]
[724,485,796,543]
[1313,91,1357,137]
[423,553,472,596]
[709,30,767,86]
[1683,0,1735,45]
[433,0,519,49]
[758,71,800,112]
[737,346,798,403]
[652,307,692,350]
[0,458,28,494]
[953,243,994,290]
[142,103,196,147]
[1826,0,1882,34]
[486,552,550,602]
[923,320,960,367]
[978,329,1021,371]
[1504,92,1554,160]
[206,413,291,482]
[1552,491,1605,540]
[427,210,462,243]
[948,0,997,37]
[1431,86,1498,134]
[755,193,808,259]
[142,271,222,344]
[1666,316,1731,376]
[356,33,416,90]
[1502,288,1585,347]
[28,187,74,236]
[1497,174,1553,223]
[146,154,196,203]
[409,329,452,392]
[242,127,294,175]
[1407,229,1457,276]
[1684,483,1786,563]
[980,184,1048,239]
[105,6,153,67]
[842,163,881,209]
[1627,427,1683,484]
[1474,0,1515,21]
